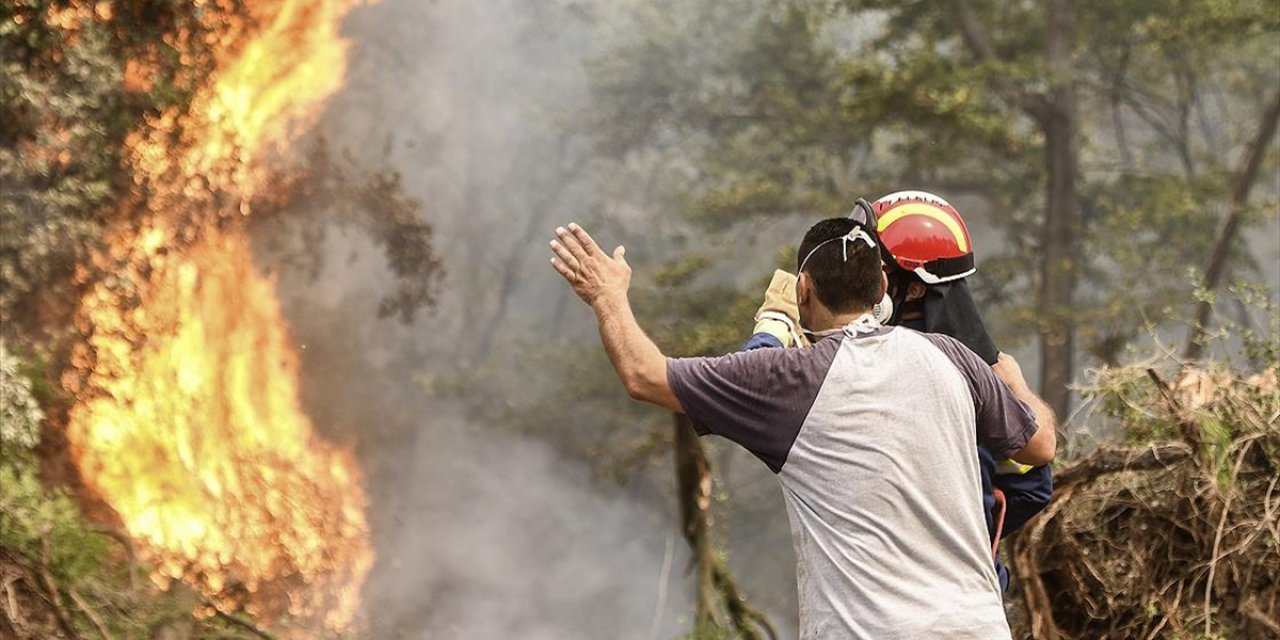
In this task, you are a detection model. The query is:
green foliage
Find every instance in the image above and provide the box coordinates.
[0,5,118,333]
[1,343,264,640]
[1234,283,1280,368]
[0,465,106,579]
[585,0,1279,366]
[0,340,43,458]
[0,461,270,638]
[0,0,250,340]
[0,4,349,635]
[1084,358,1279,481]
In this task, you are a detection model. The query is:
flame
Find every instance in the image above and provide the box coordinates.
[126,0,359,200]
[64,0,375,631]
[70,224,373,629]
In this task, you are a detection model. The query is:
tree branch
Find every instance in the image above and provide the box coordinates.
[714,564,778,640]
[1010,440,1194,640]
[1184,85,1280,361]
[1108,43,1135,169]
[1145,368,1203,454]
[38,531,78,640]
[91,527,136,592]
[1241,596,1280,636]
[673,413,720,628]
[672,413,774,639]
[952,0,999,62]
[1052,442,1193,489]
[68,588,113,640]
[951,0,1050,121]
[212,607,279,640]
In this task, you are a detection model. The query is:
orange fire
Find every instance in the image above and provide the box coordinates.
[64,0,375,632]
[126,0,359,200]
[70,223,373,629]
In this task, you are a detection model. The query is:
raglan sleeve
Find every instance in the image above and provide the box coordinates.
[666,341,836,473]
[923,334,1039,459]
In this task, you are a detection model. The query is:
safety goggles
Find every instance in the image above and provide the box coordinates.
[848,197,878,229]
[848,197,903,271]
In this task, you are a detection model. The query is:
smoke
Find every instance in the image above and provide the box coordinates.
[250,1,693,636]
[364,406,682,638]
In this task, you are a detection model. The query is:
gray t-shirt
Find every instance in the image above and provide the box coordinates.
[667,325,1037,639]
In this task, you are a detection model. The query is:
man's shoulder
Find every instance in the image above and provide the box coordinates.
[667,332,846,389]
[901,328,986,369]
[726,331,846,363]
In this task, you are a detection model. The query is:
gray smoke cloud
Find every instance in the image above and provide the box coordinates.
[251,1,699,637]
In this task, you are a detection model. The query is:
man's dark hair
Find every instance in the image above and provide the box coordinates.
[796,218,882,314]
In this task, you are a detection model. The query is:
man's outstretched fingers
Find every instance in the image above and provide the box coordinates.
[556,226,589,260]
[549,239,579,271]
[568,223,600,256]
[550,256,576,282]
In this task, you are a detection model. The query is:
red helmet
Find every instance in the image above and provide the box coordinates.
[870,190,975,284]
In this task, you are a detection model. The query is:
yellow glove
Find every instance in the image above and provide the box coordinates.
[995,459,1034,475]
[753,270,809,348]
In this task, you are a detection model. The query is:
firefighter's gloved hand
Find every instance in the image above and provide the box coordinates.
[753,270,809,348]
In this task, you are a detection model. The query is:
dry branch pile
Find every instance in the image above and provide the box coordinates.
[1011,362,1279,639]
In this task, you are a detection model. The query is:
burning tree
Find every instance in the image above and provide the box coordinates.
[3,0,440,636]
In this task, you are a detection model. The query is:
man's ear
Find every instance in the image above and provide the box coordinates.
[878,270,889,302]
[796,272,810,307]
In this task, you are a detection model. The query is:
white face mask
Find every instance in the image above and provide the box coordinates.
[873,293,894,324]
[797,275,892,341]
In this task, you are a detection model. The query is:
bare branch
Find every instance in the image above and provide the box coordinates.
[68,588,114,640]
[952,0,1000,62]
[38,531,79,639]
[672,413,775,639]
[1185,86,1280,361]
[211,607,279,640]
[1053,442,1194,488]
[1241,597,1280,636]
[951,0,1050,121]
[91,528,136,592]
[1109,43,1135,169]
[1146,368,1203,453]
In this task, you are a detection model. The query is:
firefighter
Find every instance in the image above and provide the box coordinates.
[748,191,1053,591]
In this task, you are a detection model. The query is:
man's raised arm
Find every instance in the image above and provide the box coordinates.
[549,223,681,412]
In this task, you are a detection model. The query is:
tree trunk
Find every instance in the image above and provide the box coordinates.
[1036,0,1079,421]
[673,413,721,628]
[1183,86,1280,362]
[953,0,1080,419]
[672,413,776,640]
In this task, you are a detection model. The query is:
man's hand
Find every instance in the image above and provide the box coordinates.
[548,223,681,412]
[549,223,631,308]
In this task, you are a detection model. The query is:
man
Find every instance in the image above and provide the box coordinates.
[549,218,1055,639]
[748,191,1053,591]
